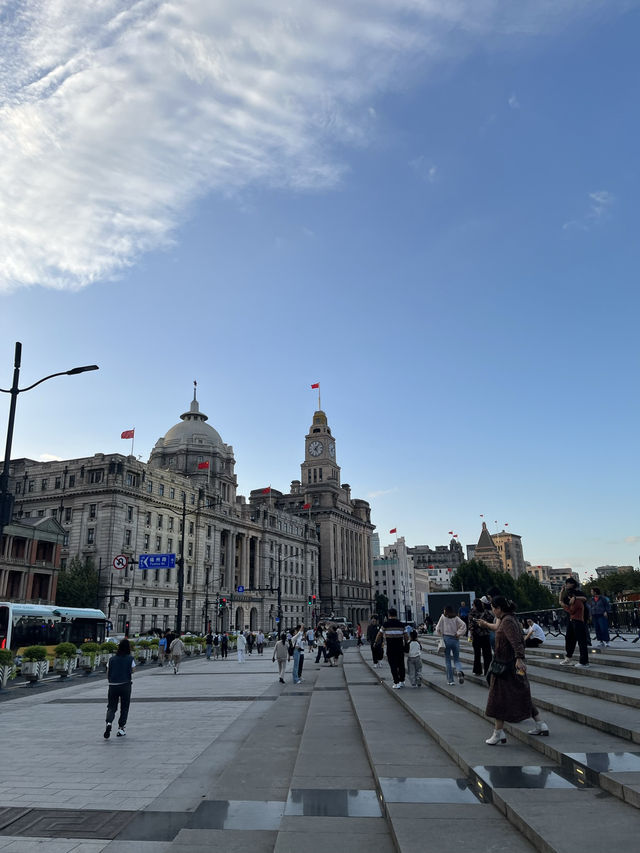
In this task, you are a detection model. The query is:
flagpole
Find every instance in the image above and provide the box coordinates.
[131,427,135,457]
[318,384,321,410]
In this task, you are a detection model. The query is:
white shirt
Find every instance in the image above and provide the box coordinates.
[525,622,545,642]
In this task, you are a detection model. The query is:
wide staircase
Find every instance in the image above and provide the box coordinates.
[343,636,640,853]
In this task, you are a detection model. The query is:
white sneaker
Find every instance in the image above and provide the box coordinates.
[392,683,401,689]
[398,682,405,688]
[574,663,590,668]
[117,728,126,737]
[485,730,506,745]
[559,657,573,665]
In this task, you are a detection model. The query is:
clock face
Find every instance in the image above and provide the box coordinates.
[309,440,323,457]
[328,442,336,457]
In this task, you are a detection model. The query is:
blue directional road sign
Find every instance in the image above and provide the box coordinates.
[237,585,245,593]
[137,553,176,570]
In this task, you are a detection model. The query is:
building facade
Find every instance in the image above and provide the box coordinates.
[0,516,65,603]
[492,529,525,579]
[269,408,375,627]
[6,393,320,634]
[407,539,464,591]
[372,537,416,621]
[472,523,503,572]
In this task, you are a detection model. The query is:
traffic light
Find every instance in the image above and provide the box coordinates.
[307,595,312,605]
[124,621,130,637]
[123,588,130,602]
[219,597,226,609]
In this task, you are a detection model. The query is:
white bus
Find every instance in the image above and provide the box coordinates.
[0,602,107,652]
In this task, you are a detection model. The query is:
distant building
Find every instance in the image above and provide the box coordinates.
[0,516,65,603]
[492,529,526,579]
[472,523,503,572]
[525,563,552,585]
[596,565,633,578]
[407,539,463,591]
[373,537,415,621]
[371,532,380,559]
[413,569,431,620]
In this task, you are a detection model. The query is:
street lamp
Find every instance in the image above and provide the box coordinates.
[0,342,99,546]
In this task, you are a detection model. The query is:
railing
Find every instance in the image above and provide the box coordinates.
[516,602,640,637]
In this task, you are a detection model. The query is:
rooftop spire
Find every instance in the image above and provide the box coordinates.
[193,379,197,402]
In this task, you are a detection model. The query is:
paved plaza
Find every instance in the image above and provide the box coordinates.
[0,636,639,852]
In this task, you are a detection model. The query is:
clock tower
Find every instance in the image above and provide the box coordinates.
[301,410,340,488]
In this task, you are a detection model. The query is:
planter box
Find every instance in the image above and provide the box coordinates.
[0,663,15,688]
[79,654,97,672]
[136,649,150,665]
[22,660,50,682]
[54,657,77,678]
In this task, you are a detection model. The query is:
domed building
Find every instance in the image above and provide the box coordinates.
[148,389,237,504]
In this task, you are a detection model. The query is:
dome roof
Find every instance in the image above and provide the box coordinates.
[156,397,224,451]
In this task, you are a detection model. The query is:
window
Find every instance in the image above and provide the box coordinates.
[205,545,211,560]
[127,506,134,522]
[151,614,158,629]
[68,474,75,487]
[156,536,161,550]
[167,538,173,551]
[63,533,68,546]
[41,479,48,490]
[188,542,193,557]
[126,472,140,487]
[124,529,131,546]
[55,477,61,489]
[140,615,146,632]
[142,597,147,606]
[207,525,212,538]
[189,522,194,535]
[164,599,170,608]
[187,568,192,584]
[37,509,44,517]
[88,470,103,484]
[147,481,153,493]
[87,528,95,544]
[157,514,163,528]
[89,504,96,519]
[146,512,151,526]
[168,517,174,531]
[28,480,34,492]
[65,507,72,522]
[144,534,150,549]
[170,488,175,499]
[159,484,164,497]
[190,494,195,504]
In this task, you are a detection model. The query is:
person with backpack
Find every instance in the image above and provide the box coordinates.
[104,638,135,739]
[590,586,612,648]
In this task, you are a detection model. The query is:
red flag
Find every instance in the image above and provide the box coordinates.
[262,487,271,494]
[504,523,509,527]
[121,429,134,439]
[197,461,210,470]
[302,503,311,510]
[389,528,397,534]
[311,382,319,389]
[448,530,454,534]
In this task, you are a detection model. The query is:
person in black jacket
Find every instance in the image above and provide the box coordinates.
[104,638,136,739]
[375,608,410,688]
[367,616,383,668]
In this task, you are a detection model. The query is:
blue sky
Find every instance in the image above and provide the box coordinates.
[2,1,639,579]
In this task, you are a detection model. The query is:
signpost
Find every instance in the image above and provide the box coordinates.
[113,554,128,571]
[137,553,176,570]
[237,585,245,593]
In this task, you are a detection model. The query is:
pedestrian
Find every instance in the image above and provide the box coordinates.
[246,632,255,655]
[104,638,135,738]
[559,578,589,667]
[205,631,214,660]
[256,630,265,654]
[272,633,288,683]
[169,634,186,674]
[220,632,228,659]
[314,625,328,663]
[469,598,493,676]
[589,587,611,648]
[523,619,545,648]
[325,624,342,666]
[367,616,383,669]
[480,596,549,744]
[406,629,423,687]
[213,633,221,659]
[237,631,247,663]
[291,624,305,683]
[375,607,410,688]
[434,606,466,686]
[458,600,470,629]
[158,633,167,667]
[356,624,363,646]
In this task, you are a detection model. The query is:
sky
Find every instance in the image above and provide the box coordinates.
[1,0,639,581]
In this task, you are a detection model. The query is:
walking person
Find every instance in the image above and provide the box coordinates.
[559,578,589,667]
[469,598,493,676]
[325,624,342,666]
[213,633,221,659]
[272,633,288,683]
[104,638,135,738]
[205,631,214,660]
[256,630,265,654]
[169,634,186,674]
[375,608,410,688]
[478,596,549,744]
[314,625,328,663]
[246,632,255,655]
[434,606,466,686]
[220,632,228,659]
[158,633,167,667]
[237,631,247,663]
[589,587,612,648]
[367,616,384,669]
[406,630,423,687]
[291,625,305,683]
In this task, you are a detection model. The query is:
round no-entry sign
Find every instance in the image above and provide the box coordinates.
[113,554,128,570]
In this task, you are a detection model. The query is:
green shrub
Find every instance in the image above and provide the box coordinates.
[22,645,48,661]
[0,649,14,666]
[149,637,159,647]
[101,641,116,653]
[54,643,78,659]
[137,640,152,649]
[80,642,100,654]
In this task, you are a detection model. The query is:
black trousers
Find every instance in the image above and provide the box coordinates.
[566,620,589,665]
[106,683,132,728]
[387,644,405,684]
[472,636,493,675]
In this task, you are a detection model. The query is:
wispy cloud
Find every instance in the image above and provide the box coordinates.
[508,93,520,109]
[409,155,438,184]
[624,535,640,544]
[367,487,398,499]
[39,453,63,462]
[0,1,629,291]
[563,189,615,231]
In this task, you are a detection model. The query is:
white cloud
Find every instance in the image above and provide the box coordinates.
[409,155,438,184]
[39,453,63,462]
[624,535,640,544]
[367,487,398,499]
[563,189,615,231]
[508,93,520,109]
[0,0,632,290]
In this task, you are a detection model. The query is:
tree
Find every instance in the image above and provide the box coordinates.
[452,559,553,611]
[451,560,495,596]
[55,556,99,608]
[599,569,640,599]
[374,593,389,620]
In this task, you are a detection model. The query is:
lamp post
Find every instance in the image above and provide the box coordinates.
[0,342,98,548]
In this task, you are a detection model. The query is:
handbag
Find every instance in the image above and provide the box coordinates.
[436,639,444,653]
[486,658,514,683]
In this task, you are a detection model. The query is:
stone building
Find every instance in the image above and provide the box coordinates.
[6,393,319,635]
[472,522,503,572]
[261,408,375,627]
[373,537,416,621]
[407,539,464,591]
[0,516,65,603]
[492,529,525,579]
